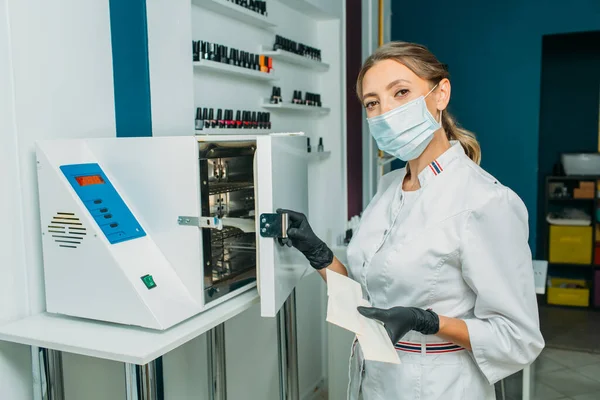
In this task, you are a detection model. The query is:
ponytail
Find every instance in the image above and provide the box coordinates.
[442,111,481,165]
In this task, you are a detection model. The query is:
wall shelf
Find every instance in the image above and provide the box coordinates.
[276,0,335,20]
[261,99,330,114]
[192,0,276,30]
[194,59,278,82]
[0,290,259,365]
[199,128,274,135]
[261,48,329,72]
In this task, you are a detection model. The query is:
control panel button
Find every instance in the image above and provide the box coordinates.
[141,274,157,289]
[110,223,118,228]
[104,214,112,219]
[99,208,108,213]
[93,199,102,204]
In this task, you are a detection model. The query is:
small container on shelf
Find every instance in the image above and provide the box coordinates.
[549,225,592,264]
[594,270,600,308]
[547,277,590,307]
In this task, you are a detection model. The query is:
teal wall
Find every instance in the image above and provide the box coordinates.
[391,0,600,254]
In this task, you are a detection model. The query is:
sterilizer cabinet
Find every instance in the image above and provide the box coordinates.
[35,134,310,330]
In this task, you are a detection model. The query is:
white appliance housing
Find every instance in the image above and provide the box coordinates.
[35,134,310,330]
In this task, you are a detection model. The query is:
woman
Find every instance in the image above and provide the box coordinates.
[279,41,544,399]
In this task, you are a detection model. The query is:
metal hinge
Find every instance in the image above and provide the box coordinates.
[259,213,288,238]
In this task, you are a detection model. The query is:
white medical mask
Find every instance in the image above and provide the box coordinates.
[367,85,441,161]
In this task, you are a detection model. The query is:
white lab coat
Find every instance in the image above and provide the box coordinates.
[345,141,544,400]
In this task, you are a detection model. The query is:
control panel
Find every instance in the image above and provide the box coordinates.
[60,163,146,244]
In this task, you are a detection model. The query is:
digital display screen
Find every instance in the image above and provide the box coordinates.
[75,175,105,186]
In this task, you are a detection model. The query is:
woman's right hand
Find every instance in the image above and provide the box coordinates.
[276,209,334,270]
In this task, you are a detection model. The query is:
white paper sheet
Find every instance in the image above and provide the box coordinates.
[325,269,400,364]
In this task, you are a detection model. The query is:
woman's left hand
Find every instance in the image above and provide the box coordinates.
[357,306,440,344]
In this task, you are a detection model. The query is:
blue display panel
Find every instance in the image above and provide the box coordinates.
[60,163,146,244]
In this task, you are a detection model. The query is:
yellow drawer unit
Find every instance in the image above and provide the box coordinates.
[549,225,592,264]
[547,278,590,307]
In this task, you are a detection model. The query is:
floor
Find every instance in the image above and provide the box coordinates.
[497,348,600,400]
[538,305,600,354]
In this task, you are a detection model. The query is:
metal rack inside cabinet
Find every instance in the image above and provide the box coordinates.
[543,176,600,310]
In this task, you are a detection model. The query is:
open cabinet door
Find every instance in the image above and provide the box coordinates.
[255,135,310,317]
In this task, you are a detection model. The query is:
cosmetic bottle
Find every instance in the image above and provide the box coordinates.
[236,110,242,128]
[217,109,224,128]
[251,111,257,129]
[203,108,209,129]
[202,42,210,60]
[270,87,278,104]
[266,112,271,129]
[193,41,199,62]
[318,138,324,152]
[209,108,216,128]
[307,138,312,153]
[195,107,203,130]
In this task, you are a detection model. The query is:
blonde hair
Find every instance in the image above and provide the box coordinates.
[356,41,481,165]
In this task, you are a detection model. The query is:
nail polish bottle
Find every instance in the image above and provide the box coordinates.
[242,111,248,129]
[193,41,199,62]
[195,107,203,130]
[277,87,282,103]
[318,138,324,152]
[203,42,210,60]
[267,56,273,72]
[209,108,216,128]
[217,109,224,128]
[223,110,229,128]
[229,109,235,128]
[266,112,271,129]
[236,110,242,129]
[317,94,322,107]
[203,108,210,129]
[211,43,218,61]
[229,48,235,65]
[254,54,260,71]
[307,137,312,153]
[292,90,297,104]
[270,86,278,104]
[251,111,257,129]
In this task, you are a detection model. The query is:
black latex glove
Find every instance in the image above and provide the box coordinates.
[276,209,334,270]
[357,306,440,345]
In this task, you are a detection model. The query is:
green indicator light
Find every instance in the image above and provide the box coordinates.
[141,274,157,289]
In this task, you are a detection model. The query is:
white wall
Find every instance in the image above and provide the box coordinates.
[1,0,347,399]
[1,0,118,398]
[145,1,347,399]
[0,0,33,398]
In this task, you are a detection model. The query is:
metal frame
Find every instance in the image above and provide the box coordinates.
[125,361,159,400]
[30,299,299,400]
[278,290,300,400]
[207,323,228,400]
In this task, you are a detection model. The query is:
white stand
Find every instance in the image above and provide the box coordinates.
[207,323,227,400]
[278,290,300,400]
[125,361,160,400]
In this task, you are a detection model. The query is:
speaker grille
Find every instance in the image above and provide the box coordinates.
[48,212,86,249]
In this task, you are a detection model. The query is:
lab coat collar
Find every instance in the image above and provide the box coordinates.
[417,141,464,188]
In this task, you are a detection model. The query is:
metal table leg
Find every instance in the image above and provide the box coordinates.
[278,290,299,400]
[34,347,65,400]
[125,361,160,400]
[207,323,227,400]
